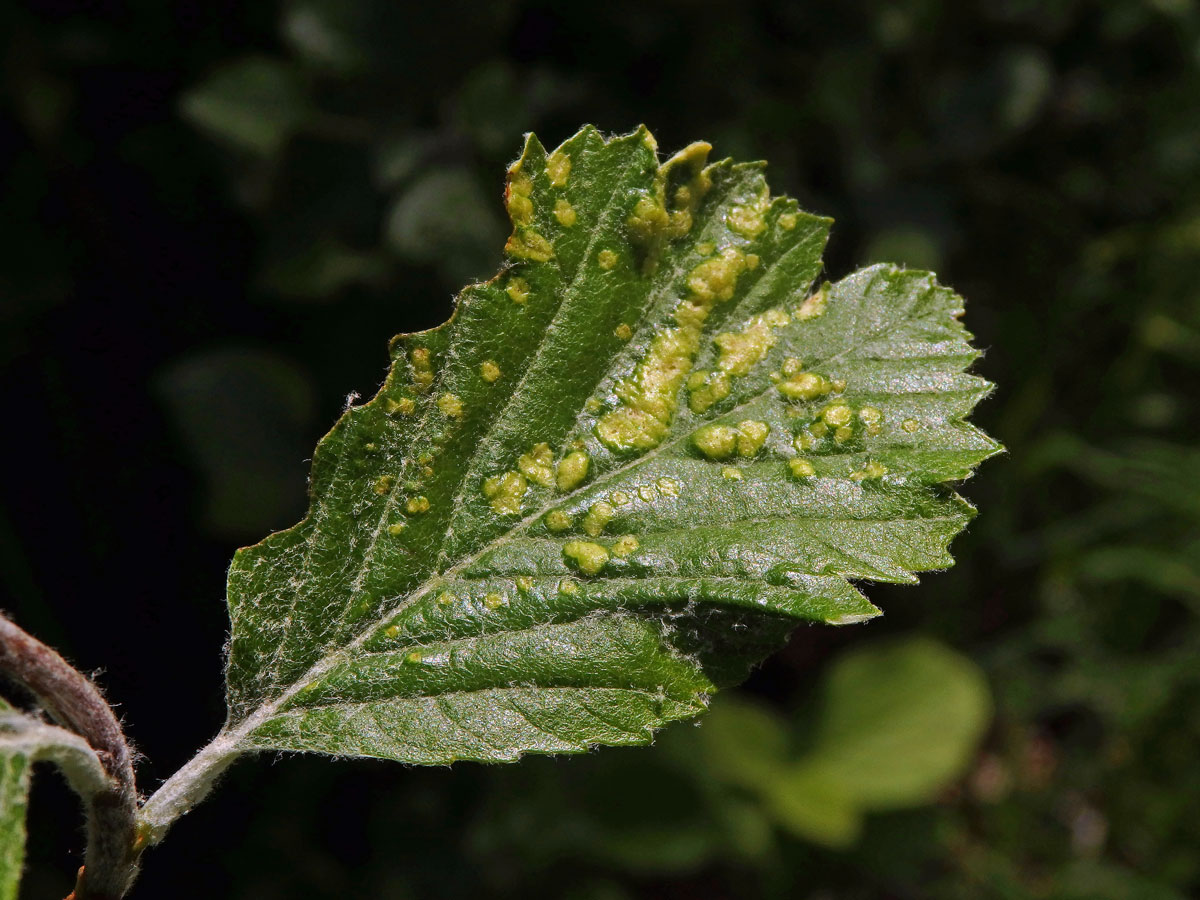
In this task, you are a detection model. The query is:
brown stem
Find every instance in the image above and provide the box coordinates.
[0,613,140,899]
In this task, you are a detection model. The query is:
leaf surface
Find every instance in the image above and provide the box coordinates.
[211,126,999,767]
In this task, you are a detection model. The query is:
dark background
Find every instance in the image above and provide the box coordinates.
[3,1,1199,897]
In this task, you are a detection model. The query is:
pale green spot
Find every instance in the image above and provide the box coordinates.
[556,450,590,491]
[778,212,798,230]
[596,245,748,451]
[554,198,577,227]
[614,323,633,340]
[902,418,920,433]
[480,360,501,383]
[437,392,464,419]
[387,523,405,536]
[506,228,554,261]
[516,576,534,592]
[656,477,680,496]
[777,371,833,401]
[385,396,415,415]
[518,442,556,488]
[436,592,456,606]
[373,475,393,496]
[727,189,769,238]
[559,579,579,595]
[692,424,738,459]
[546,149,571,187]
[410,348,434,392]
[858,407,883,436]
[506,168,534,225]
[722,466,743,481]
[485,592,505,609]
[611,535,639,557]
[687,369,731,413]
[506,276,530,304]
[406,496,430,514]
[626,142,712,270]
[483,471,527,515]
[822,404,854,428]
[736,420,770,457]
[789,458,816,478]
[598,249,618,270]
[686,247,747,302]
[582,501,614,536]
[714,308,790,376]
[406,650,424,664]
[796,283,828,320]
[563,540,610,576]
[850,460,889,481]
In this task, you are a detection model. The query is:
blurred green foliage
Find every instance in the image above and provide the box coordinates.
[3,0,1199,897]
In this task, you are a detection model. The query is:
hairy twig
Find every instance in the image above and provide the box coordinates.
[0,614,140,899]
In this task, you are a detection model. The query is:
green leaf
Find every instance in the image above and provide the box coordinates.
[180,57,309,157]
[0,698,112,900]
[143,125,998,833]
[384,168,506,283]
[768,638,992,845]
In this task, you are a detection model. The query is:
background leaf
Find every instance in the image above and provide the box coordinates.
[471,638,991,868]
[769,637,992,845]
[180,57,310,157]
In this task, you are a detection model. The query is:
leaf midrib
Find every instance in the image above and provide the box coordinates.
[260,682,708,718]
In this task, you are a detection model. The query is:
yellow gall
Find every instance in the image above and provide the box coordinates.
[788,458,816,478]
[611,535,640,557]
[556,450,590,491]
[546,149,571,187]
[563,540,610,576]
[506,276,530,304]
[437,393,464,419]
